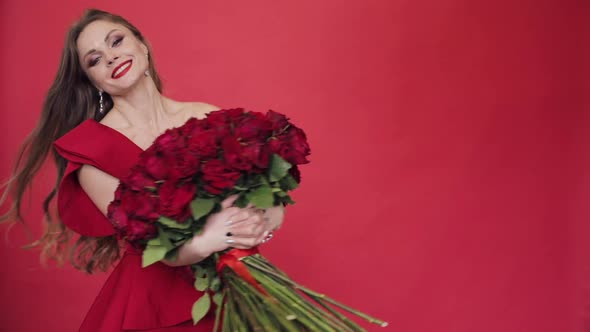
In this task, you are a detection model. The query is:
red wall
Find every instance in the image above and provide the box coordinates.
[0,1,587,331]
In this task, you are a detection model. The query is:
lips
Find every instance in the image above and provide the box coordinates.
[111,60,133,79]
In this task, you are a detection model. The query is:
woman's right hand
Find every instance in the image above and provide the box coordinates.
[163,195,267,267]
[189,195,267,258]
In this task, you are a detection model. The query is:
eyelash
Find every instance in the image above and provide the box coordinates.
[88,36,125,67]
[113,37,124,47]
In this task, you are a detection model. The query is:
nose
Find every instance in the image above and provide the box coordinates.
[107,56,120,66]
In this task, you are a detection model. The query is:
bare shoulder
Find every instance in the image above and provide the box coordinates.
[181,101,221,120]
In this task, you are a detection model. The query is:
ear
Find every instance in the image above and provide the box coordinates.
[140,42,149,56]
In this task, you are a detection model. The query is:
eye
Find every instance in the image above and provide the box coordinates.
[88,56,101,67]
[112,36,124,47]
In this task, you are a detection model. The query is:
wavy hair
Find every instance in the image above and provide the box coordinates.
[0,9,162,273]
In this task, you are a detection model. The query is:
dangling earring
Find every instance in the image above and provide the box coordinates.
[98,90,104,113]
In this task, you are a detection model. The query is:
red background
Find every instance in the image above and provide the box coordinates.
[0,1,587,331]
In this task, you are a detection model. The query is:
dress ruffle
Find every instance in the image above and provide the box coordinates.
[80,251,214,331]
[54,120,214,331]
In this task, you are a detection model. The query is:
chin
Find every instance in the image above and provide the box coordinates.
[107,73,147,94]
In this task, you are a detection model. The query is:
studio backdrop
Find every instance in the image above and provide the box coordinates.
[0,1,587,331]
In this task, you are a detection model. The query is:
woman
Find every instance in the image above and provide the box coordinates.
[1,8,284,331]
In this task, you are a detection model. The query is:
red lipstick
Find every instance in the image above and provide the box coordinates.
[111,60,133,79]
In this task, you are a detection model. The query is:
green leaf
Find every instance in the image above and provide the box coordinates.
[142,230,176,267]
[146,230,174,252]
[193,265,212,291]
[158,216,192,229]
[280,194,296,205]
[142,244,167,267]
[191,198,216,220]
[212,291,224,306]
[233,185,248,191]
[147,237,161,246]
[193,265,204,280]
[269,154,292,182]
[164,248,179,263]
[280,174,299,191]
[166,231,190,242]
[210,276,221,292]
[192,293,211,325]
[194,274,209,291]
[234,193,250,208]
[246,185,274,209]
[258,175,270,186]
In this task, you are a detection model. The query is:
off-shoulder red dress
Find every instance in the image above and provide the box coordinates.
[53,119,215,332]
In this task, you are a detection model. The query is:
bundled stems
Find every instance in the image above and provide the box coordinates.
[245,255,388,328]
[213,254,388,331]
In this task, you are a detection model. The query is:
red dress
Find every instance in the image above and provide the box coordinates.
[53,119,215,332]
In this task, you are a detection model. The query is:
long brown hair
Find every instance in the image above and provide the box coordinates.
[0,9,162,273]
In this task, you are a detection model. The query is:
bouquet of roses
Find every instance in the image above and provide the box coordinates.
[107,108,387,331]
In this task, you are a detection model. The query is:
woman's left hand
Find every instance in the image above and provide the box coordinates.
[259,205,285,244]
[261,205,285,232]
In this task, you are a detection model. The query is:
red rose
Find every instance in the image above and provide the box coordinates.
[140,128,190,180]
[125,166,156,191]
[241,142,268,170]
[126,219,157,242]
[119,188,160,220]
[108,190,158,242]
[264,137,283,154]
[143,149,194,181]
[153,127,186,153]
[204,109,249,139]
[278,126,310,165]
[108,200,128,234]
[234,112,272,142]
[224,108,247,123]
[158,181,196,222]
[206,109,244,125]
[143,153,171,180]
[201,159,241,195]
[113,183,125,201]
[266,110,289,132]
[188,129,219,159]
[222,136,253,171]
[180,117,202,137]
[174,152,200,179]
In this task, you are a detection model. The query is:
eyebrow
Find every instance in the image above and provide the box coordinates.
[83,29,120,59]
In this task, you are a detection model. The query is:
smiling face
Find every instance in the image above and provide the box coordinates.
[77,20,149,96]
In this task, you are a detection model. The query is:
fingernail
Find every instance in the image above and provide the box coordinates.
[225,220,233,226]
[263,231,269,237]
[225,239,235,244]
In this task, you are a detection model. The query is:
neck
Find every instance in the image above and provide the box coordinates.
[110,76,171,131]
